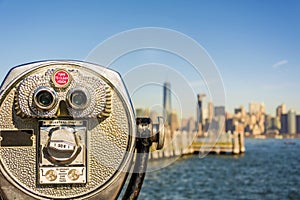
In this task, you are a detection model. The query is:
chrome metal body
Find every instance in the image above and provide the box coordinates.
[0,60,136,200]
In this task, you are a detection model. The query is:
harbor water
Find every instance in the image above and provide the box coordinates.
[139,138,300,200]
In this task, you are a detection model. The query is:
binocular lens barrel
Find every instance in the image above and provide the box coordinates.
[68,88,89,109]
[34,87,57,110]
[71,90,87,107]
[33,87,90,111]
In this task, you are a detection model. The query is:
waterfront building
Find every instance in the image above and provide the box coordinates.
[181,118,188,131]
[216,115,226,134]
[209,106,226,134]
[197,94,206,124]
[235,122,245,134]
[296,115,300,134]
[264,114,272,131]
[187,117,196,132]
[258,114,265,133]
[163,82,172,126]
[247,102,265,135]
[287,109,296,134]
[203,118,210,132]
[226,117,234,132]
[263,114,281,134]
[233,106,247,132]
[197,94,206,136]
[249,102,265,114]
[207,102,214,122]
[234,108,242,114]
[234,106,246,118]
[214,106,225,117]
[181,117,195,132]
[169,110,179,133]
[280,114,288,134]
[210,118,219,131]
[276,103,287,117]
[273,116,281,130]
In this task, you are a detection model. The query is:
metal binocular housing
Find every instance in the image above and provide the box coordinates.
[0,60,164,200]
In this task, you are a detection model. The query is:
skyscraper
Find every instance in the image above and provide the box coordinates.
[234,105,246,117]
[249,102,265,114]
[276,103,287,117]
[248,102,265,135]
[288,109,296,134]
[197,94,206,124]
[273,116,281,130]
[196,94,205,136]
[207,102,214,122]
[280,114,288,134]
[169,110,179,132]
[296,115,300,134]
[214,106,226,117]
[163,82,172,126]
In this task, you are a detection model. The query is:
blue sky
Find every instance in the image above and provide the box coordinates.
[0,0,299,117]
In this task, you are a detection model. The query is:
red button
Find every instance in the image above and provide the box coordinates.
[54,70,70,86]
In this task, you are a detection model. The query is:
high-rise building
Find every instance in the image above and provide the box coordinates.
[241,106,246,117]
[187,117,196,132]
[196,94,205,136]
[265,114,272,130]
[213,106,226,134]
[169,110,179,132]
[249,102,265,114]
[287,109,296,134]
[248,102,265,135]
[181,117,196,132]
[181,118,188,131]
[282,104,287,114]
[207,102,214,122]
[226,117,234,132]
[276,106,282,117]
[216,115,226,133]
[214,106,225,117]
[197,94,206,124]
[276,103,287,117]
[163,82,172,126]
[296,115,300,134]
[235,108,242,114]
[280,114,288,134]
[273,116,281,130]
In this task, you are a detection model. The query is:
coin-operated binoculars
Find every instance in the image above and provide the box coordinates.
[0,60,164,200]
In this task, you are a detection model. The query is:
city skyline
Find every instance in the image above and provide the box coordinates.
[137,88,300,137]
[0,1,299,115]
[136,88,299,119]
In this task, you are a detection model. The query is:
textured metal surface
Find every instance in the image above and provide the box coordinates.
[0,61,136,199]
[16,67,109,118]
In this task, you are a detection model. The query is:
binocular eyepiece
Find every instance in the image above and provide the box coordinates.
[0,60,164,200]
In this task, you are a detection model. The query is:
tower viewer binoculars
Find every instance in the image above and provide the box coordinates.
[0,60,164,200]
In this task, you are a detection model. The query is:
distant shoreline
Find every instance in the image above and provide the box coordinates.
[245,133,300,139]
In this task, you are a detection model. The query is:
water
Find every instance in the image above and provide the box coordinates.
[139,139,300,200]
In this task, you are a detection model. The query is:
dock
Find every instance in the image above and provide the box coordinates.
[191,132,245,155]
[149,130,246,159]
